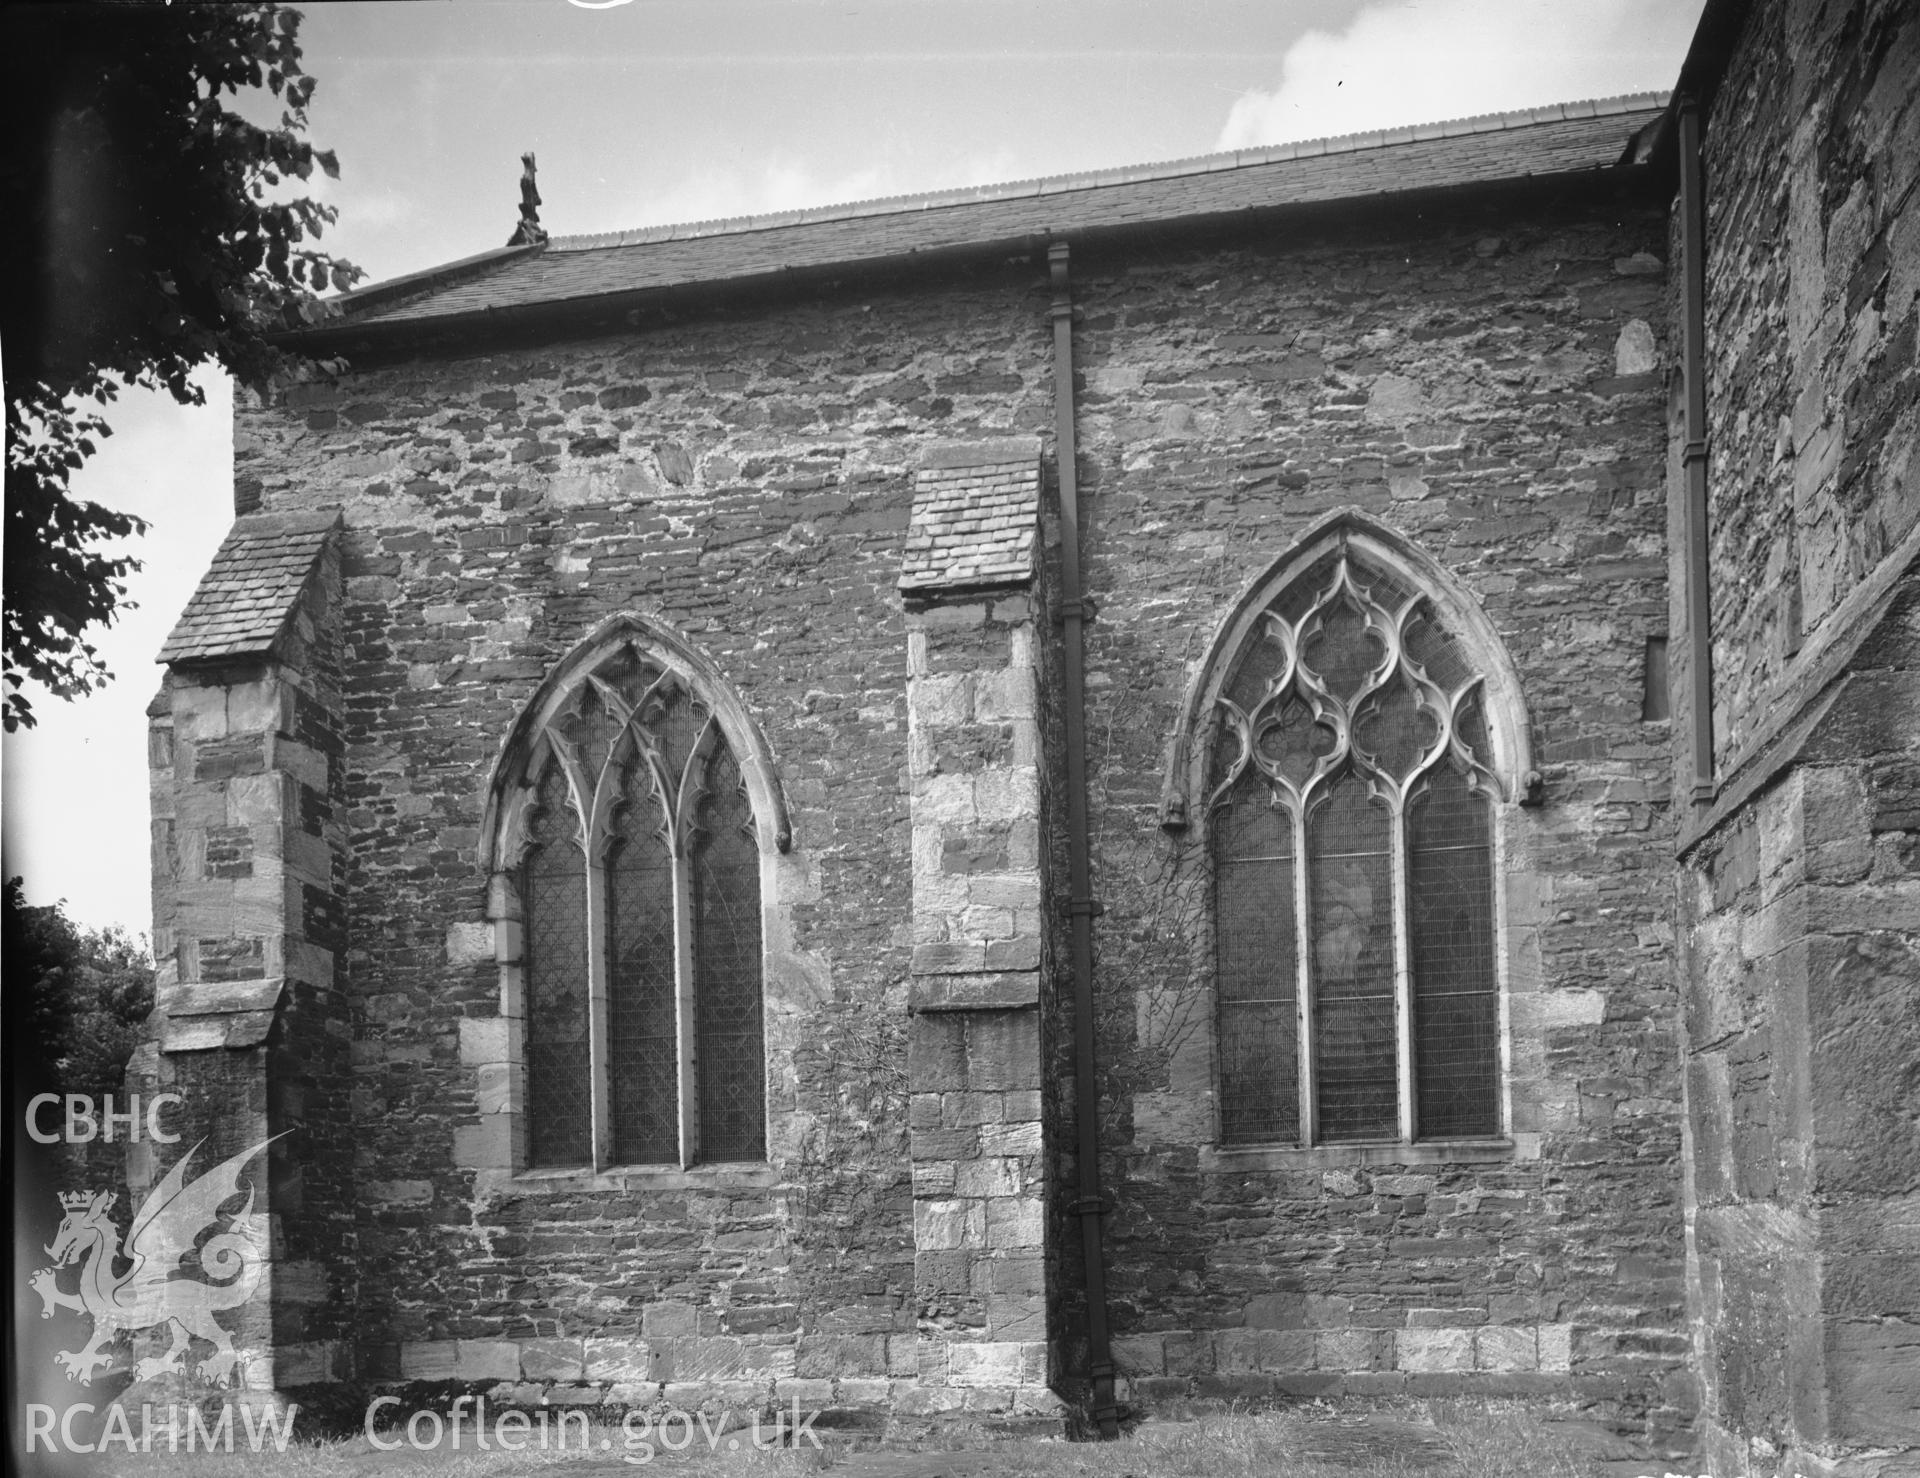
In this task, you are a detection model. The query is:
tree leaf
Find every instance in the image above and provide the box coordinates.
[2,2,355,730]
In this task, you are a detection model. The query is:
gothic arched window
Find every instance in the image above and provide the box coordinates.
[494,635,770,1170]
[1204,538,1517,1148]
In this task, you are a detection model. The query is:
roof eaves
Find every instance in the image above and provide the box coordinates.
[284,243,543,340]
[283,98,1668,355]
[538,91,1667,255]
[1638,0,1758,177]
[287,161,1659,356]
[1674,0,1758,107]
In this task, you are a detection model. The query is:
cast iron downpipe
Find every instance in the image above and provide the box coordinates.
[1049,241,1120,1439]
[1678,96,1716,806]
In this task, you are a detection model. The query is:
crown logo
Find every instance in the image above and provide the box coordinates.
[58,1190,108,1211]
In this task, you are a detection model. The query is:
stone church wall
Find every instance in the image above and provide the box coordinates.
[231,269,1065,1422]
[208,180,1689,1437]
[1693,0,1919,770]
[1052,196,1687,1442]
[1670,0,1920,1472]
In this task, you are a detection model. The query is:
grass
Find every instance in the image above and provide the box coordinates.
[90,1400,1609,1478]
[998,1401,1596,1478]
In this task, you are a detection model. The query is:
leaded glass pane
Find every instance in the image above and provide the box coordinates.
[1354,670,1435,781]
[1405,608,1475,694]
[553,682,622,796]
[1304,601,1381,701]
[523,762,591,1168]
[693,742,765,1161]
[636,672,700,794]
[1215,769,1298,1143]
[1456,690,1491,769]
[607,756,680,1165]
[1257,697,1332,791]
[1410,765,1499,1138]
[1224,629,1287,713]
[1215,766,1291,868]
[1272,554,1333,626]
[1309,776,1397,1141]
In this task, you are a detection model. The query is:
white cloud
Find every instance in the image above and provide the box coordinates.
[1217,0,1704,152]
[598,148,1031,237]
[948,149,1026,190]
[621,161,895,230]
[339,188,415,232]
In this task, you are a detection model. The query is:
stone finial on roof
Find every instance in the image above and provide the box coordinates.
[507,151,549,247]
[900,439,1042,595]
[158,509,341,666]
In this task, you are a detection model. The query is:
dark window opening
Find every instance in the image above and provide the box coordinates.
[1642,636,1671,722]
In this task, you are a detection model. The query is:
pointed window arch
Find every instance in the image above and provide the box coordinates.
[1183,515,1529,1148]
[486,620,785,1171]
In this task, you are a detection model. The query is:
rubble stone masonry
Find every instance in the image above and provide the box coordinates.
[1671,1,1920,1473]
[1058,200,1683,1443]
[174,180,1688,1439]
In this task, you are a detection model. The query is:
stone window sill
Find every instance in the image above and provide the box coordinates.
[1200,1138,1533,1173]
[511,1162,778,1193]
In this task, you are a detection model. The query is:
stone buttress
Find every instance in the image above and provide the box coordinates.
[898,440,1062,1423]
[132,507,353,1404]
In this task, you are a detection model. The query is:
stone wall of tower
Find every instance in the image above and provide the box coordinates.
[1668,1,1920,1472]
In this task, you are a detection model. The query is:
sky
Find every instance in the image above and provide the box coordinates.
[2,0,1707,936]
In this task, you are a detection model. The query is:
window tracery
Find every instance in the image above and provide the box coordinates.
[1209,544,1506,1147]
[496,640,766,1170]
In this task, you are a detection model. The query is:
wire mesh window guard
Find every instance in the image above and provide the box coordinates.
[1211,552,1502,1146]
[512,649,766,1169]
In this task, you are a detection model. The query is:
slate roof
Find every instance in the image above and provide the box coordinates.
[902,445,1041,594]
[158,510,340,665]
[306,94,1667,343]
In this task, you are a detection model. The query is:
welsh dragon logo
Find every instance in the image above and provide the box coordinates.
[29,1137,279,1387]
